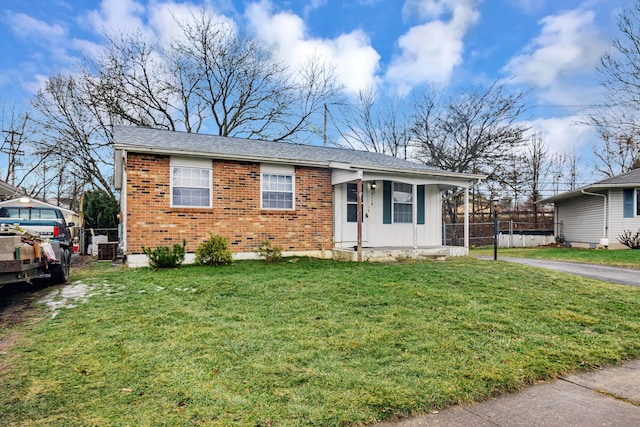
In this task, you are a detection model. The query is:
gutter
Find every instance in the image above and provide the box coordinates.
[581,189,608,245]
[112,144,486,182]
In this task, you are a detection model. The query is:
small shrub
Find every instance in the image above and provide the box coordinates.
[255,240,283,263]
[618,229,640,249]
[142,239,186,269]
[195,233,233,266]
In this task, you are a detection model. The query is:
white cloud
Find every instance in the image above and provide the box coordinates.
[86,0,147,35]
[503,9,608,88]
[21,73,50,95]
[147,1,231,48]
[526,115,594,156]
[6,12,67,40]
[245,0,380,94]
[385,0,480,91]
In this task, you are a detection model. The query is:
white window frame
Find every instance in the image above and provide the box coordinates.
[393,182,413,223]
[170,157,212,208]
[261,164,295,210]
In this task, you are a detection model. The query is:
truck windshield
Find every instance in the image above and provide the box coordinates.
[0,208,60,220]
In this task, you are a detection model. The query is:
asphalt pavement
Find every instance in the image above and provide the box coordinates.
[495,257,640,287]
[372,257,640,426]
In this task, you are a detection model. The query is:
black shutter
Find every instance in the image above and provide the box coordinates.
[383,180,392,224]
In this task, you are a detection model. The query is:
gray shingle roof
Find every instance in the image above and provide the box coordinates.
[538,168,640,204]
[593,168,640,185]
[113,125,480,179]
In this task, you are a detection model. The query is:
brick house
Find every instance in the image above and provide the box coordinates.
[114,126,483,267]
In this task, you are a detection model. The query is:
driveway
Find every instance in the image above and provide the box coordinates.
[495,257,640,287]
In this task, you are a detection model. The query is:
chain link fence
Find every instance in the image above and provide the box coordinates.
[443,220,554,248]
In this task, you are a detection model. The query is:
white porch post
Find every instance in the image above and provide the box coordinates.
[412,184,418,248]
[356,171,363,262]
[464,187,470,248]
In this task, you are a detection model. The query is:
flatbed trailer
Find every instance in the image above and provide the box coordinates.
[0,229,66,286]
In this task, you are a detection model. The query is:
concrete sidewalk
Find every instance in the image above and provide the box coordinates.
[374,360,640,426]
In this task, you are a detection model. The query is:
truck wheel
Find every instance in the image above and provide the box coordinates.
[51,248,70,284]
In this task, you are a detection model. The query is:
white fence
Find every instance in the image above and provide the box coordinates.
[443,221,554,248]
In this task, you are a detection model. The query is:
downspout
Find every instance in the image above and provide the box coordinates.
[581,190,608,247]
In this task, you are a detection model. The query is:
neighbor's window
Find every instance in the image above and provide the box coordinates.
[623,188,636,218]
[262,173,294,210]
[393,182,413,223]
[347,182,358,222]
[171,158,211,208]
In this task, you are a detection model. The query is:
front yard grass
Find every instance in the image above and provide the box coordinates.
[471,246,640,268]
[1,257,640,426]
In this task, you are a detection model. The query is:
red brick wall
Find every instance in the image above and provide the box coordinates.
[125,153,333,255]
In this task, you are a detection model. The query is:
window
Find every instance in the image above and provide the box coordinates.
[171,158,211,208]
[393,182,413,223]
[347,183,358,222]
[262,173,294,209]
[622,188,640,218]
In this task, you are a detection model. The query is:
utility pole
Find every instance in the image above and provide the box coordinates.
[2,129,24,186]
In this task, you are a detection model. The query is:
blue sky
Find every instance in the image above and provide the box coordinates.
[0,0,631,169]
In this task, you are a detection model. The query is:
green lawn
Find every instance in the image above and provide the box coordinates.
[471,246,640,268]
[1,257,640,426]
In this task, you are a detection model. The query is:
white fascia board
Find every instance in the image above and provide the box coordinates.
[112,145,328,168]
[114,149,124,190]
[332,169,360,185]
[350,163,485,182]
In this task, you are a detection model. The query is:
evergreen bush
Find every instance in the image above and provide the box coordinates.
[255,240,283,263]
[195,233,233,266]
[142,239,186,269]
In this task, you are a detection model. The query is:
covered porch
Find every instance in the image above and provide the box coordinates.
[331,164,483,262]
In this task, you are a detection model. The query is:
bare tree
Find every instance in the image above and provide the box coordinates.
[411,81,528,177]
[88,32,183,132]
[587,0,640,175]
[592,131,640,177]
[32,74,116,198]
[337,87,410,157]
[499,153,527,216]
[410,80,529,230]
[522,133,549,223]
[566,145,582,189]
[87,9,341,142]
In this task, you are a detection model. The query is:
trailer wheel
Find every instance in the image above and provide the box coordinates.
[50,248,70,284]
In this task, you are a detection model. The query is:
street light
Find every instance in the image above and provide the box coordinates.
[493,197,500,261]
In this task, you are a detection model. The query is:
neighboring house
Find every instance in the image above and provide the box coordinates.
[0,180,22,201]
[113,126,484,267]
[0,197,80,228]
[538,168,640,249]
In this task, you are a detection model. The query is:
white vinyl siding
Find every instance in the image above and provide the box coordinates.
[556,194,605,244]
[609,189,640,243]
